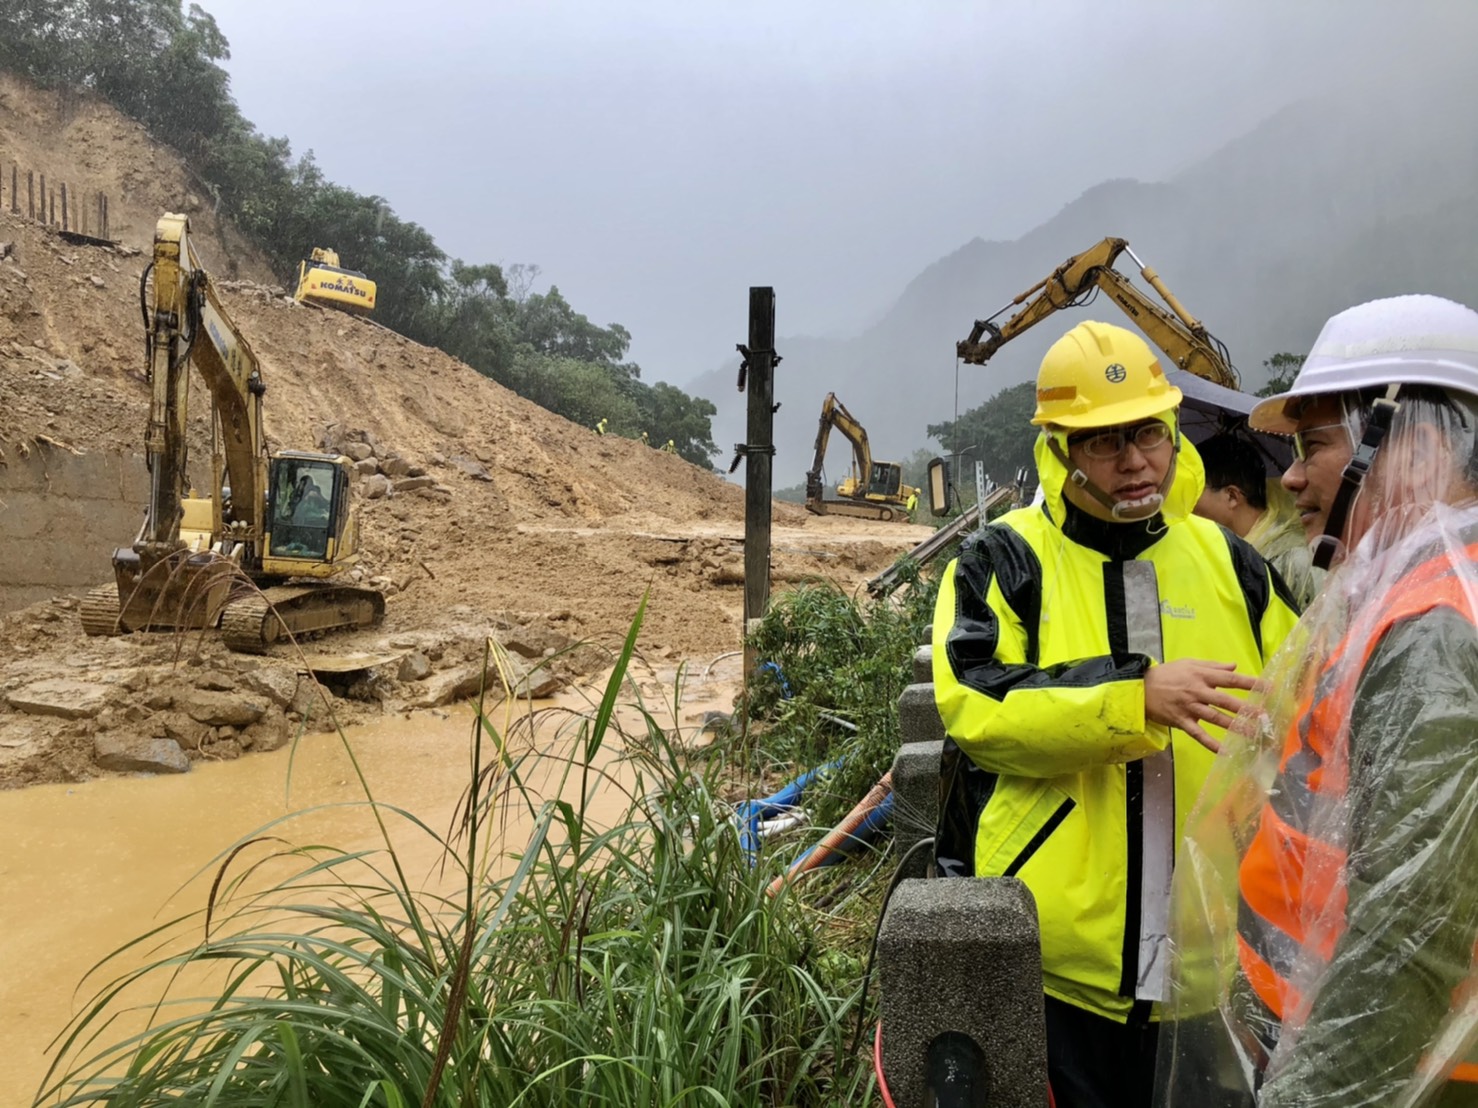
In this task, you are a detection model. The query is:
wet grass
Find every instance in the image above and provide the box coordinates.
[35,596,876,1107]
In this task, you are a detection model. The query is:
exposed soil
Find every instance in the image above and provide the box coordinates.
[0,76,931,789]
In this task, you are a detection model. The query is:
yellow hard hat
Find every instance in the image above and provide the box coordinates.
[1031,321,1182,428]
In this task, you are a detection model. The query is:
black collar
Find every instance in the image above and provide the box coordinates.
[1056,499,1166,560]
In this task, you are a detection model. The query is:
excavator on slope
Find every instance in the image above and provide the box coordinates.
[80,212,385,653]
[957,236,1239,389]
[804,392,920,522]
[293,247,377,315]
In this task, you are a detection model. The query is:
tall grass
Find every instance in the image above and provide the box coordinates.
[36,600,872,1107]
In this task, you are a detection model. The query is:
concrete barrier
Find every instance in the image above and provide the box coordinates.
[890,739,942,878]
[911,643,932,684]
[897,682,945,746]
[880,877,1048,1107]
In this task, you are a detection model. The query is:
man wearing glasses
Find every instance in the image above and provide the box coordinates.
[932,320,1299,1108]
[1160,294,1478,1108]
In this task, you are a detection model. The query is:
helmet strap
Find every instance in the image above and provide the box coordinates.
[1311,384,1402,570]
[1047,428,1180,522]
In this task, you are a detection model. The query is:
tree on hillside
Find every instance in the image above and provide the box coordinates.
[1257,352,1306,398]
[633,381,719,465]
[927,380,1038,487]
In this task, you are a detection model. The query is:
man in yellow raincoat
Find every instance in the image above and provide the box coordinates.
[933,321,1299,1108]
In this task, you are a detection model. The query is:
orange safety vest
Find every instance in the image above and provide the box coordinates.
[1237,543,1478,1083]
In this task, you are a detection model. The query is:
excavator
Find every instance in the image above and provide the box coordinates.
[81,212,385,653]
[293,247,377,314]
[957,236,1238,389]
[804,392,920,522]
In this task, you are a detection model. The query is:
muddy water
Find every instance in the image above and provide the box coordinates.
[0,662,738,1106]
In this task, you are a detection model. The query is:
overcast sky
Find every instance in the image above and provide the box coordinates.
[200,1,1463,389]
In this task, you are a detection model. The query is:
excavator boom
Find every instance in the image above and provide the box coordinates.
[957,236,1238,390]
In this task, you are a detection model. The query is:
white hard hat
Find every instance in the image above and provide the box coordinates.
[1250,294,1478,434]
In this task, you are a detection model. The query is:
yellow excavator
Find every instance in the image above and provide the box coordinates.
[293,247,377,314]
[957,236,1238,389]
[81,213,385,653]
[805,392,920,522]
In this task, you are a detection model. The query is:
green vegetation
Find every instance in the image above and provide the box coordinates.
[926,380,1038,492]
[1256,352,1307,398]
[37,611,878,1106]
[742,566,941,827]
[0,1,718,465]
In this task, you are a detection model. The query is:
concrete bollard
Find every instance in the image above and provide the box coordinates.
[911,643,932,684]
[890,739,942,877]
[897,682,945,746]
[880,878,1048,1108]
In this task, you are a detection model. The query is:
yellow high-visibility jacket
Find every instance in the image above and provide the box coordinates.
[932,428,1299,1023]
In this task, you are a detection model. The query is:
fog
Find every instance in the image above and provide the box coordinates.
[200,1,1473,391]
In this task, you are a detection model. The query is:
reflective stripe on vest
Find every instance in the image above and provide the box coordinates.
[1123,560,1176,1002]
[1237,543,1478,1079]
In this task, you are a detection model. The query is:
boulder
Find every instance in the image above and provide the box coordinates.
[94,734,190,774]
[242,667,299,708]
[392,475,435,493]
[8,678,110,719]
[397,652,432,682]
[363,474,392,499]
[177,688,270,727]
[345,442,375,462]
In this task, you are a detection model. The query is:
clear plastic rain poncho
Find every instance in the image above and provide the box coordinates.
[1156,388,1478,1108]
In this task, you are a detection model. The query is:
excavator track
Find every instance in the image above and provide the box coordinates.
[79,585,125,637]
[220,583,385,654]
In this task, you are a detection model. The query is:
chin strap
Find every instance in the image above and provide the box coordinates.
[1047,429,1180,521]
[1311,384,1402,570]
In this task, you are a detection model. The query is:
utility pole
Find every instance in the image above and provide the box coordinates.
[739,287,778,632]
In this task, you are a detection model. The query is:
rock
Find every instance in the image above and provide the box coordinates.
[94,734,190,775]
[354,458,379,476]
[407,464,427,478]
[499,624,572,660]
[241,711,291,753]
[144,690,175,711]
[177,688,269,727]
[428,452,447,467]
[397,652,432,682]
[380,455,412,478]
[345,442,375,462]
[89,275,106,289]
[363,474,392,499]
[242,667,298,708]
[451,456,492,481]
[392,475,435,493]
[193,670,237,692]
[8,678,110,719]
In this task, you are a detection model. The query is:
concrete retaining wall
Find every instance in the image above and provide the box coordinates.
[0,443,146,612]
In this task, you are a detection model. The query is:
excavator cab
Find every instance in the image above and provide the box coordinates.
[866,462,904,499]
[263,454,355,567]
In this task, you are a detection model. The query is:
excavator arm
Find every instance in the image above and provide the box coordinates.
[957,236,1238,390]
[141,213,267,557]
[806,392,873,503]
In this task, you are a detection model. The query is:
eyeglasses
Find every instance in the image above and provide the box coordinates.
[1291,421,1353,463]
[1067,422,1172,459]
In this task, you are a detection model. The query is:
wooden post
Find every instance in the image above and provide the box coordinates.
[28,171,34,219]
[742,286,777,632]
[39,174,45,221]
[61,182,68,231]
[48,188,54,227]
[11,165,17,213]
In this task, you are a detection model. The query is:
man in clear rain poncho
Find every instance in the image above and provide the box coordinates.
[1157,294,1478,1108]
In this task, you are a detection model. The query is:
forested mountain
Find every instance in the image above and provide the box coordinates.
[695,68,1478,482]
